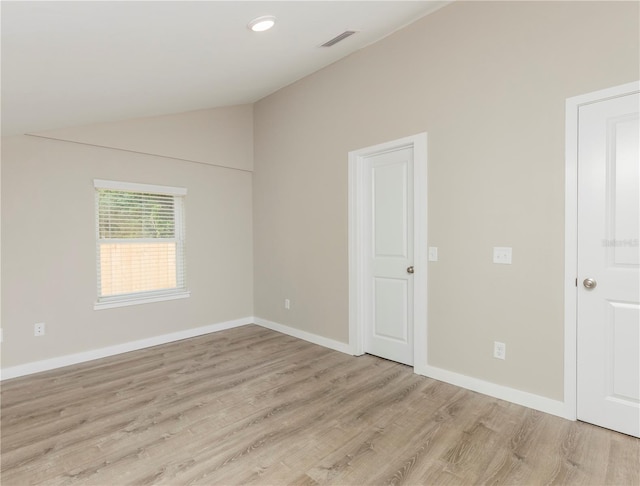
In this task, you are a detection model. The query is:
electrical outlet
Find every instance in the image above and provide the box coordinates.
[493,247,512,264]
[0,328,3,343]
[34,322,46,337]
[284,299,291,310]
[493,341,506,360]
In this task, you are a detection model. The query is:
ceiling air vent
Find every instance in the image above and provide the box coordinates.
[320,30,357,47]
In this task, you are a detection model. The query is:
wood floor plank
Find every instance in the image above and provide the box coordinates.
[2,325,639,485]
[605,433,640,485]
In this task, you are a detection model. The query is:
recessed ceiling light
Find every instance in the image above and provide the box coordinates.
[248,15,276,32]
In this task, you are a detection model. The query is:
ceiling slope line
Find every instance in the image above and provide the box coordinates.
[24,133,254,174]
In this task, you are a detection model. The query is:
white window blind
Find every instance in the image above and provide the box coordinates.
[94,180,188,309]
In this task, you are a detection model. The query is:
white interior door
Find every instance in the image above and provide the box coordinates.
[577,91,640,438]
[364,147,414,365]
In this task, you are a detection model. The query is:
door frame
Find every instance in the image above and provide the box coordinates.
[564,80,640,420]
[348,133,428,371]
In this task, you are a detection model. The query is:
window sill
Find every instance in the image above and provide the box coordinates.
[94,290,190,310]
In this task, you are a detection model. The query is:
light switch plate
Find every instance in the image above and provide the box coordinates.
[493,247,512,264]
[428,247,438,261]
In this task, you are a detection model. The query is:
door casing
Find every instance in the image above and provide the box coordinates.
[564,80,640,420]
[348,133,428,372]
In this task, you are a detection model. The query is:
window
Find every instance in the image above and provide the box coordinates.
[94,179,188,309]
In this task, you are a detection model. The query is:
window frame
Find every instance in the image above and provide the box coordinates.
[93,179,189,310]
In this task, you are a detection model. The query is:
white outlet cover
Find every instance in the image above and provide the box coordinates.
[34,322,46,336]
[428,247,438,261]
[494,341,506,360]
[493,247,512,264]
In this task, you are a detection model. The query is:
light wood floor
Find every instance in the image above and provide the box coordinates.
[2,325,638,485]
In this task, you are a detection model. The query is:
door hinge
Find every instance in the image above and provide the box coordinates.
[575,278,578,287]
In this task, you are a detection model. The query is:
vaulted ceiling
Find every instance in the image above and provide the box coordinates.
[1,1,450,136]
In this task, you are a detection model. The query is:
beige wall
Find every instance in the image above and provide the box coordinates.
[33,105,254,171]
[1,106,253,368]
[253,1,640,400]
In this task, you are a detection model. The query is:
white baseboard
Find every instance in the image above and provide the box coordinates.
[253,317,353,355]
[251,320,571,420]
[0,316,573,422]
[0,317,252,381]
[415,363,572,420]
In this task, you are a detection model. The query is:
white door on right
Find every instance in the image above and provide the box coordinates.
[577,91,640,438]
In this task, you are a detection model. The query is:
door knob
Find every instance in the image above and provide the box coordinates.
[407,266,414,274]
[583,278,597,289]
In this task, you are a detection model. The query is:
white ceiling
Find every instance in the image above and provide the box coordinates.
[1,1,450,136]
